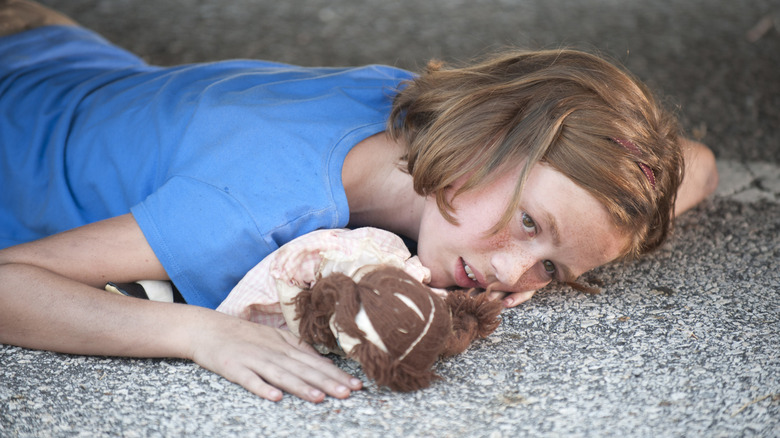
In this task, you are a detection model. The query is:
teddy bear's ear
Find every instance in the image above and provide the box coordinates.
[350,342,441,392]
[441,289,503,357]
[295,272,358,349]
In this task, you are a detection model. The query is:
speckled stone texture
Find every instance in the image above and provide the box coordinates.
[2,0,778,436]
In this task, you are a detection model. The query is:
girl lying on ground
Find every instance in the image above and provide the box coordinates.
[0,0,717,402]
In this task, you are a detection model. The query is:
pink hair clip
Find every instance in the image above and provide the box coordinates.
[612,138,656,189]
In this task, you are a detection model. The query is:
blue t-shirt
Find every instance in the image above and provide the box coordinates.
[0,26,414,309]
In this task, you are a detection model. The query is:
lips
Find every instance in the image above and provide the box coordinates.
[456,257,481,288]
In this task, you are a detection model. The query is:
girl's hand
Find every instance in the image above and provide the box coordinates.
[187,309,362,402]
[488,290,535,308]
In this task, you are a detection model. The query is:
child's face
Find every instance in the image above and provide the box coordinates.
[416,162,629,294]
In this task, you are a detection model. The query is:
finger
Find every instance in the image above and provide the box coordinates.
[278,329,320,355]
[224,364,285,402]
[503,290,535,307]
[218,349,338,403]
[279,342,363,394]
[488,290,507,301]
[251,356,353,403]
[279,331,363,391]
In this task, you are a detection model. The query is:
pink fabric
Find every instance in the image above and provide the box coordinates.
[612,138,656,189]
[216,228,435,329]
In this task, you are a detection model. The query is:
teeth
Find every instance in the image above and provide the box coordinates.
[463,263,476,281]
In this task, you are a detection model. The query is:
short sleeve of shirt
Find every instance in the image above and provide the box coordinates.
[131,176,276,309]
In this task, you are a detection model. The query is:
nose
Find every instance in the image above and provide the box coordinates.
[490,248,535,289]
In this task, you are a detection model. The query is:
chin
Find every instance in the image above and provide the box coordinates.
[428,280,444,288]
[427,274,450,289]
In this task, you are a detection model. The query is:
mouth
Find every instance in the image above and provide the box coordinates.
[464,262,476,281]
[457,258,481,288]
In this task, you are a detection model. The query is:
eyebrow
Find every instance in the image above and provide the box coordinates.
[543,211,561,247]
[542,211,576,283]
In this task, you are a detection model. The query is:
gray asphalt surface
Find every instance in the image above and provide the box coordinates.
[2,1,779,437]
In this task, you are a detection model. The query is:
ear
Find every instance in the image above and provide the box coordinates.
[441,289,503,357]
[295,272,357,349]
[350,342,441,392]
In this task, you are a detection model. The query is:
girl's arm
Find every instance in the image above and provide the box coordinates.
[0,214,361,402]
[674,138,719,216]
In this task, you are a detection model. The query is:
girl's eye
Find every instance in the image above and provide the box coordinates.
[521,212,537,235]
[542,260,556,276]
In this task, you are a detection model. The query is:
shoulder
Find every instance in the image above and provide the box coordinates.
[0,1,78,38]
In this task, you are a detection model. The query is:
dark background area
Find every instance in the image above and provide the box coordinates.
[42,0,779,163]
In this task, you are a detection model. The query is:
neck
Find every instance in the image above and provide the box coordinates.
[342,132,424,241]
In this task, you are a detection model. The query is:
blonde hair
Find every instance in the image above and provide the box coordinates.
[388,49,684,258]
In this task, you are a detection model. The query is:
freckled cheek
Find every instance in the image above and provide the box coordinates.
[481,231,544,290]
[484,228,514,250]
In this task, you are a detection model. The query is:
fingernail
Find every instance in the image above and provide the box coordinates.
[504,298,513,307]
[336,385,349,395]
[309,389,323,398]
[350,378,362,387]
